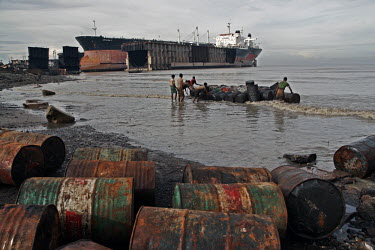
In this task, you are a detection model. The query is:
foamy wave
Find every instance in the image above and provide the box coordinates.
[250,101,375,120]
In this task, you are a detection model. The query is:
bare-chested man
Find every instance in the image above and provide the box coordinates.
[177,73,185,102]
[169,74,177,101]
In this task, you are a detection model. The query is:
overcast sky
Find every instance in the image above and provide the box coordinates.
[1,0,374,65]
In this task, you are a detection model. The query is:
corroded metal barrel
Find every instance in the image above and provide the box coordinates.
[183,164,272,184]
[173,182,288,237]
[17,177,133,246]
[271,166,345,239]
[57,240,111,250]
[0,141,45,186]
[66,160,156,207]
[0,204,60,250]
[334,135,375,178]
[130,207,281,249]
[0,130,65,172]
[72,147,148,161]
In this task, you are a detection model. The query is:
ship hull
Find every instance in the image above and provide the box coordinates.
[80,50,128,72]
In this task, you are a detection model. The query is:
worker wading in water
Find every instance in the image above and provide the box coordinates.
[275,77,293,100]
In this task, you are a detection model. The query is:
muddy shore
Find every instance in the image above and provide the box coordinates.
[1,71,374,249]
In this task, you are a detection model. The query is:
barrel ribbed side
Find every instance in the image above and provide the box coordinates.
[72,148,148,161]
[173,182,287,237]
[65,160,99,177]
[91,178,133,245]
[184,165,272,184]
[17,177,62,205]
[130,207,280,249]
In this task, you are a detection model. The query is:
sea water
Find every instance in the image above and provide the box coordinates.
[1,64,375,171]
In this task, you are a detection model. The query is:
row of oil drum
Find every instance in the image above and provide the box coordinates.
[191,81,301,104]
[0,129,65,186]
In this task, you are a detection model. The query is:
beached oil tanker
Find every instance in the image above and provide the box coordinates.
[76,29,261,72]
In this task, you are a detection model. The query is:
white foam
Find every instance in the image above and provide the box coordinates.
[250,101,375,120]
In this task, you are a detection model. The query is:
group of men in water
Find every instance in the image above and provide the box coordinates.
[169,73,209,103]
[169,74,293,103]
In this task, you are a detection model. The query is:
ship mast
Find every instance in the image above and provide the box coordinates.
[177,29,181,43]
[196,26,199,45]
[207,30,210,43]
[227,22,231,33]
[92,20,97,36]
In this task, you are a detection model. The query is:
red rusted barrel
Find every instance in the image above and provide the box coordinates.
[173,182,287,237]
[271,166,345,239]
[17,177,133,247]
[183,164,272,184]
[0,130,65,172]
[333,135,375,178]
[72,147,148,161]
[0,141,45,186]
[130,207,281,249]
[66,160,156,208]
[0,204,60,250]
[57,240,110,250]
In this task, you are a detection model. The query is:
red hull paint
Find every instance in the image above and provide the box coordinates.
[80,50,128,72]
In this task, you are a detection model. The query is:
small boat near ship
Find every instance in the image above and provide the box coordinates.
[76,24,262,72]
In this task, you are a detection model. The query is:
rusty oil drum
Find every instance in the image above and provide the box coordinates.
[57,240,111,250]
[172,182,287,237]
[0,130,65,172]
[271,166,345,239]
[183,164,272,184]
[0,204,60,250]
[72,147,148,161]
[16,177,133,247]
[130,207,281,249]
[66,160,156,207]
[333,135,375,178]
[0,141,45,186]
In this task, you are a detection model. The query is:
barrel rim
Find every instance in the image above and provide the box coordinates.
[11,144,45,186]
[286,178,346,239]
[333,145,367,177]
[129,205,146,249]
[42,135,66,165]
[33,204,60,249]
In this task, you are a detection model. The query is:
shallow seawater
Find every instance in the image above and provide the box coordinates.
[1,65,375,171]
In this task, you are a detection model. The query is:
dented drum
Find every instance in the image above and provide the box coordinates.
[72,147,148,161]
[173,182,287,237]
[66,160,156,207]
[0,130,65,172]
[130,207,281,249]
[183,164,272,184]
[0,141,45,186]
[0,204,60,250]
[334,135,375,178]
[271,166,345,239]
[17,177,133,246]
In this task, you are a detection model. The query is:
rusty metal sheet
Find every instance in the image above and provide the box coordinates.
[0,141,45,186]
[334,135,375,178]
[183,164,272,184]
[57,240,111,250]
[0,130,65,172]
[72,148,148,161]
[173,182,287,237]
[271,166,345,239]
[0,204,60,250]
[16,177,133,247]
[130,207,280,249]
